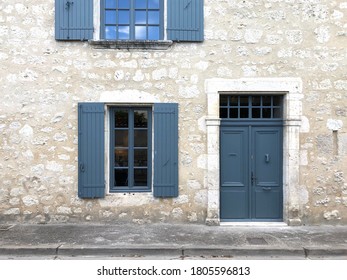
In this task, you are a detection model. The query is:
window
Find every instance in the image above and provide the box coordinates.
[102,0,163,40]
[55,0,204,42]
[110,107,152,192]
[78,103,178,198]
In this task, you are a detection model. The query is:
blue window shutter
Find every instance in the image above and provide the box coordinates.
[55,0,93,40]
[153,103,179,198]
[78,103,105,198]
[167,0,204,42]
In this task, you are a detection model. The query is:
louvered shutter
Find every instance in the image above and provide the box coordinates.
[78,103,105,198]
[153,103,179,198]
[55,0,93,40]
[167,0,204,42]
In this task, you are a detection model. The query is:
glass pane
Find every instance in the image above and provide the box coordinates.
[118,26,130,39]
[115,149,128,167]
[220,108,227,118]
[263,96,271,106]
[115,109,128,128]
[148,26,159,40]
[118,0,130,9]
[134,110,148,128]
[106,0,117,9]
[240,108,249,118]
[252,96,261,106]
[134,130,148,147]
[135,0,147,9]
[240,96,248,106]
[273,108,282,118]
[273,96,282,106]
[118,10,130,24]
[134,169,147,186]
[148,0,160,9]
[135,26,147,40]
[115,169,128,186]
[230,108,238,118]
[115,130,128,147]
[135,11,147,24]
[105,26,117,39]
[252,108,261,118]
[230,96,238,106]
[220,96,228,106]
[134,149,147,167]
[105,11,117,24]
[262,108,271,118]
[148,11,159,24]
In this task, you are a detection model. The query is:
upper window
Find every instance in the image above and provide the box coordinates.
[102,0,163,40]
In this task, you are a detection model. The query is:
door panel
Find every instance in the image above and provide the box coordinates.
[220,125,283,221]
[220,128,249,219]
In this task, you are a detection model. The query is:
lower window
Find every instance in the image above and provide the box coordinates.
[109,107,152,192]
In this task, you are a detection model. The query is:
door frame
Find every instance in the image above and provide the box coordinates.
[205,78,303,226]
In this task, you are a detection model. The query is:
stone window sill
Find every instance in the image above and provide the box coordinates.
[89,40,173,50]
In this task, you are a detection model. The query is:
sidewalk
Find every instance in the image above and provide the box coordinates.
[0,223,347,259]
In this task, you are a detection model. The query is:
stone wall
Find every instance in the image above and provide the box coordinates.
[0,0,346,224]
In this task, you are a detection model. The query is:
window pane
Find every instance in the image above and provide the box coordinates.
[273,96,282,106]
[230,108,238,118]
[135,0,147,9]
[135,11,147,24]
[105,26,117,39]
[252,96,261,106]
[273,108,282,118]
[263,96,271,106]
[135,26,147,40]
[118,26,130,39]
[252,108,261,118]
[115,169,128,186]
[262,108,271,118]
[118,10,130,24]
[230,96,238,106]
[240,108,249,118]
[148,0,160,9]
[105,11,117,24]
[134,169,147,186]
[134,110,148,128]
[148,26,159,40]
[115,130,128,147]
[134,130,148,147]
[220,108,227,118]
[134,149,147,167]
[220,96,228,106]
[106,0,117,9]
[118,0,130,9]
[148,11,159,24]
[240,96,248,106]
[115,109,128,128]
[115,149,128,167]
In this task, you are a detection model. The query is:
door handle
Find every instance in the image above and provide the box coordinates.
[265,154,270,163]
[251,172,256,185]
[80,163,85,172]
[262,187,272,191]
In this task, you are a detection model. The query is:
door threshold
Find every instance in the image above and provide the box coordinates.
[220,222,288,227]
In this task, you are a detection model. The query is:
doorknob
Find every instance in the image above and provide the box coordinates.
[265,154,270,163]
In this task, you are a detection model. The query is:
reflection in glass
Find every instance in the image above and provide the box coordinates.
[148,26,159,40]
[115,130,128,147]
[118,26,130,39]
[105,11,117,24]
[105,26,117,39]
[148,0,160,9]
[118,11,130,24]
[148,11,159,24]
[115,169,128,186]
[135,26,147,40]
[106,0,117,9]
[134,111,148,127]
[118,0,130,9]
[115,149,128,167]
[134,149,147,167]
[135,11,147,24]
[135,0,146,9]
[115,110,128,128]
[134,169,147,186]
[134,130,147,147]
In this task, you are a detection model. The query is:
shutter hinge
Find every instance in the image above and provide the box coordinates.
[66,1,74,10]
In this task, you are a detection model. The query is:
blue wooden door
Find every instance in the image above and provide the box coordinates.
[220,125,283,221]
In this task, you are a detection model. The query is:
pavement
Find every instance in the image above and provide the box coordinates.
[0,223,347,259]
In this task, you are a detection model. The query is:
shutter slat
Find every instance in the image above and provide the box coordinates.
[55,0,93,41]
[167,0,204,42]
[78,103,105,198]
[153,104,179,198]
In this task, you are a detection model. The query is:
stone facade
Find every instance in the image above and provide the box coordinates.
[0,0,346,225]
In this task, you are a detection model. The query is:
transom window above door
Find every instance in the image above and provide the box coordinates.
[220,95,284,119]
[102,0,163,40]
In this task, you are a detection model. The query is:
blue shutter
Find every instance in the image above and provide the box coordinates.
[78,103,105,198]
[55,0,93,40]
[167,0,204,42]
[153,103,179,198]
